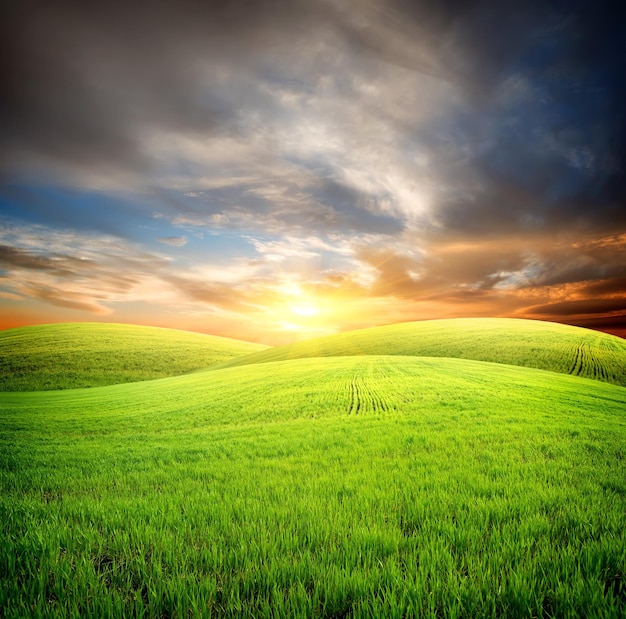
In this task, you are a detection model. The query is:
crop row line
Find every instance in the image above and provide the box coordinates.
[348,376,362,415]
[347,375,390,415]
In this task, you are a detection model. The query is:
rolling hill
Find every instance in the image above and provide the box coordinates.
[2,318,625,617]
[0,322,267,391]
[218,317,626,386]
[3,354,623,428]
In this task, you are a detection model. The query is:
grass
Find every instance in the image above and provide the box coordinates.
[1,354,625,618]
[218,318,626,387]
[0,323,266,391]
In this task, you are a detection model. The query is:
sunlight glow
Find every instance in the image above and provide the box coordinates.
[280,321,305,331]
[267,282,343,341]
[290,303,319,317]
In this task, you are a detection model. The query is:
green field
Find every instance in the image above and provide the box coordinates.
[1,320,626,617]
[0,323,267,391]
[219,318,626,387]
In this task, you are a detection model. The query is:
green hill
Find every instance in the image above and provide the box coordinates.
[0,322,267,391]
[1,356,625,617]
[218,317,626,386]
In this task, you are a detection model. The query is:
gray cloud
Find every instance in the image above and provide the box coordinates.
[0,0,337,182]
[0,244,83,274]
[23,283,112,315]
[3,0,622,236]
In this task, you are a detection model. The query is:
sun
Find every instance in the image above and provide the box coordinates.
[289,303,319,318]
[282,300,321,330]
[269,285,335,337]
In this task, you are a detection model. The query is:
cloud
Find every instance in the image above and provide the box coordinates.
[0,224,166,314]
[1,216,624,340]
[345,230,626,326]
[0,222,354,320]
[526,298,626,317]
[580,276,626,297]
[569,313,626,335]
[0,0,339,188]
[23,283,113,315]
[1,1,625,336]
[157,236,187,247]
[4,0,623,237]
[0,243,86,274]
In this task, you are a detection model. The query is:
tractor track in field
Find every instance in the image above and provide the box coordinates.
[567,343,612,382]
[348,375,389,415]
[362,377,389,413]
[348,376,362,415]
[569,343,584,377]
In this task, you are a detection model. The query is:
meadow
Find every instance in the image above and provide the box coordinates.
[1,319,626,617]
[219,318,626,387]
[0,323,266,391]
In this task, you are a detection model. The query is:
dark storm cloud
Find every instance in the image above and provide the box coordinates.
[0,3,612,166]
[428,0,626,236]
[363,0,626,237]
[333,0,543,92]
[528,261,626,291]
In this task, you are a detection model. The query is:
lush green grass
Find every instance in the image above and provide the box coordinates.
[0,323,266,391]
[2,356,625,617]
[218,318,626,387]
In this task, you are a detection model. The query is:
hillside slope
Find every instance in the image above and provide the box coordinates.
[0,322,267,391]
[1,356,625,617]
[3,354,623,428]
[218,318,626,386]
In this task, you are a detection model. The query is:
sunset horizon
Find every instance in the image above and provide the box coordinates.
[1,313,624,348]
[1,0,624,345]
[2,3,626,611]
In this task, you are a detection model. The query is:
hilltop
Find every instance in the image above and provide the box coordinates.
[218,317,626,386]
[0,322,267,391]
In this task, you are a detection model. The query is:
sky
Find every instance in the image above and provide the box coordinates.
[1,0,625,344]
